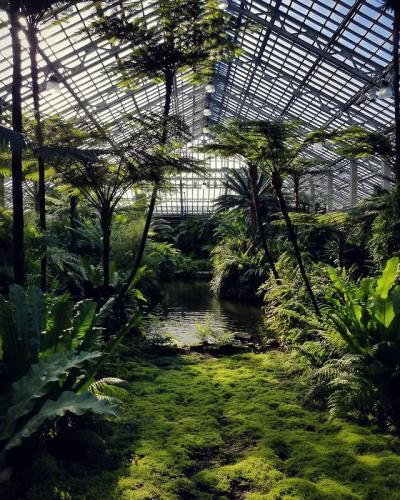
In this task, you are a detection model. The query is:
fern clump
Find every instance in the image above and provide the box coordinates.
[306,257,400,432]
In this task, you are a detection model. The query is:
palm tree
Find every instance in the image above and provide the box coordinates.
[215,166,279,280]
[92,0,235,295]
[200,125,280,282]
[203,120,321,316]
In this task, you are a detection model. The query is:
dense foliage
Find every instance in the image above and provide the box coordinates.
[1,0,400,494]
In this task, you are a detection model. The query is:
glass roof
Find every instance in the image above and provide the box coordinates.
[0,0,395,214]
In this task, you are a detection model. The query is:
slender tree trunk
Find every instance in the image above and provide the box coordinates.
[0,176,4,207]
[116,72,174,304]
[100,203,112,290]
[338,237,345,269]
[69,195,78,252]
[10,0,25,286]
[393,6,400,187]
[0,112,4,208]
[27,22,47,291]
[248,162,279,282]
[271,171,321,317]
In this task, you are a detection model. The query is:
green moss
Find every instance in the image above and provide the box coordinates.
[13,351,400,500]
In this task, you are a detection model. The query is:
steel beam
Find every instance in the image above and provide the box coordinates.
[230,2,376,85]
[326,171,333,212]
[349,160,358,208]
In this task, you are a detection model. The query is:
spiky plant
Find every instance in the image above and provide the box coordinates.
[215,166,279,271]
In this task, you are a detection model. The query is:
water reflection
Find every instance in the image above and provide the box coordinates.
[147,280,265,346]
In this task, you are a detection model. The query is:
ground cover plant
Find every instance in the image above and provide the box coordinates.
[5,349,400,499]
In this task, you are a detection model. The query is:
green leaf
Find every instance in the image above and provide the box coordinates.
[0,351,101,442]
[43,296,74,354]
[4,391,120,452]
[376,257,399,299]
[72,300,97,348]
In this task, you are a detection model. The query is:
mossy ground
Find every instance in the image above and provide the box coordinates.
[9,350,400,499]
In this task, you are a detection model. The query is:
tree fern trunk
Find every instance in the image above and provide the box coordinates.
[10,0,25,286]
[100,203,112,290]
[248,162,279,282]
[27,21,47,291]
[271,171,321,317]
[393,6,400,187]
[116,72,174,304]
[69,195,78,253]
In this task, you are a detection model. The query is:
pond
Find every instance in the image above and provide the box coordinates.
[146,280,265,346]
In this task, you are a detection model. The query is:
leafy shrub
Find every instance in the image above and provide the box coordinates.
[351,189,400,270]
[260,254,332,344]
[194,315,235,347]
[0,286,139,471]
[211,238,267,300]
[307,257,400,432]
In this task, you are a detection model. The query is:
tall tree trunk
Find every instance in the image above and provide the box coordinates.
[248,162,279,282]
[69,195,78,253]
[116,72,174,304]
[10,0,25,286]
[338,236,345,269]
[271,171,321,317]
[0,111,5,208]
[27,22,47,291]
[100,203,112,289]
[0,176,4,207]
[393,6,400,187]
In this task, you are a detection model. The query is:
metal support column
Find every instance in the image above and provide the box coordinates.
[326,171,333,213]
[179,177,184,217]
[382,160,392,190]
[309,177,316,213]
[349,160,358,208]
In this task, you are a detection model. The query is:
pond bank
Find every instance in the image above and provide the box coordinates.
[9,348,400,500]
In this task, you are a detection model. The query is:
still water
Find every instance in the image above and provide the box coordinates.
[148,280,265,346]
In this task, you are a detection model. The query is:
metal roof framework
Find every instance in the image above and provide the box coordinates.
[0,0,395,214]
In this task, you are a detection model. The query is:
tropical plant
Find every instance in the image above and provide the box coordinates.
[201,120,322,314]
[308,257,400,431]
[289,211,356,269]
[173,215,217,258]
[114,115,205,303]
[23,0,67,291]
[215,166,279,264]
[0,285,140,471]
[194,315,235,347]
[38,146,138,292]
[260,254,331,345]
[92,0,236,297]
[285,158,317,212]
[211,214,267,300]
[349,188,400,269]
[21,1,94,282]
